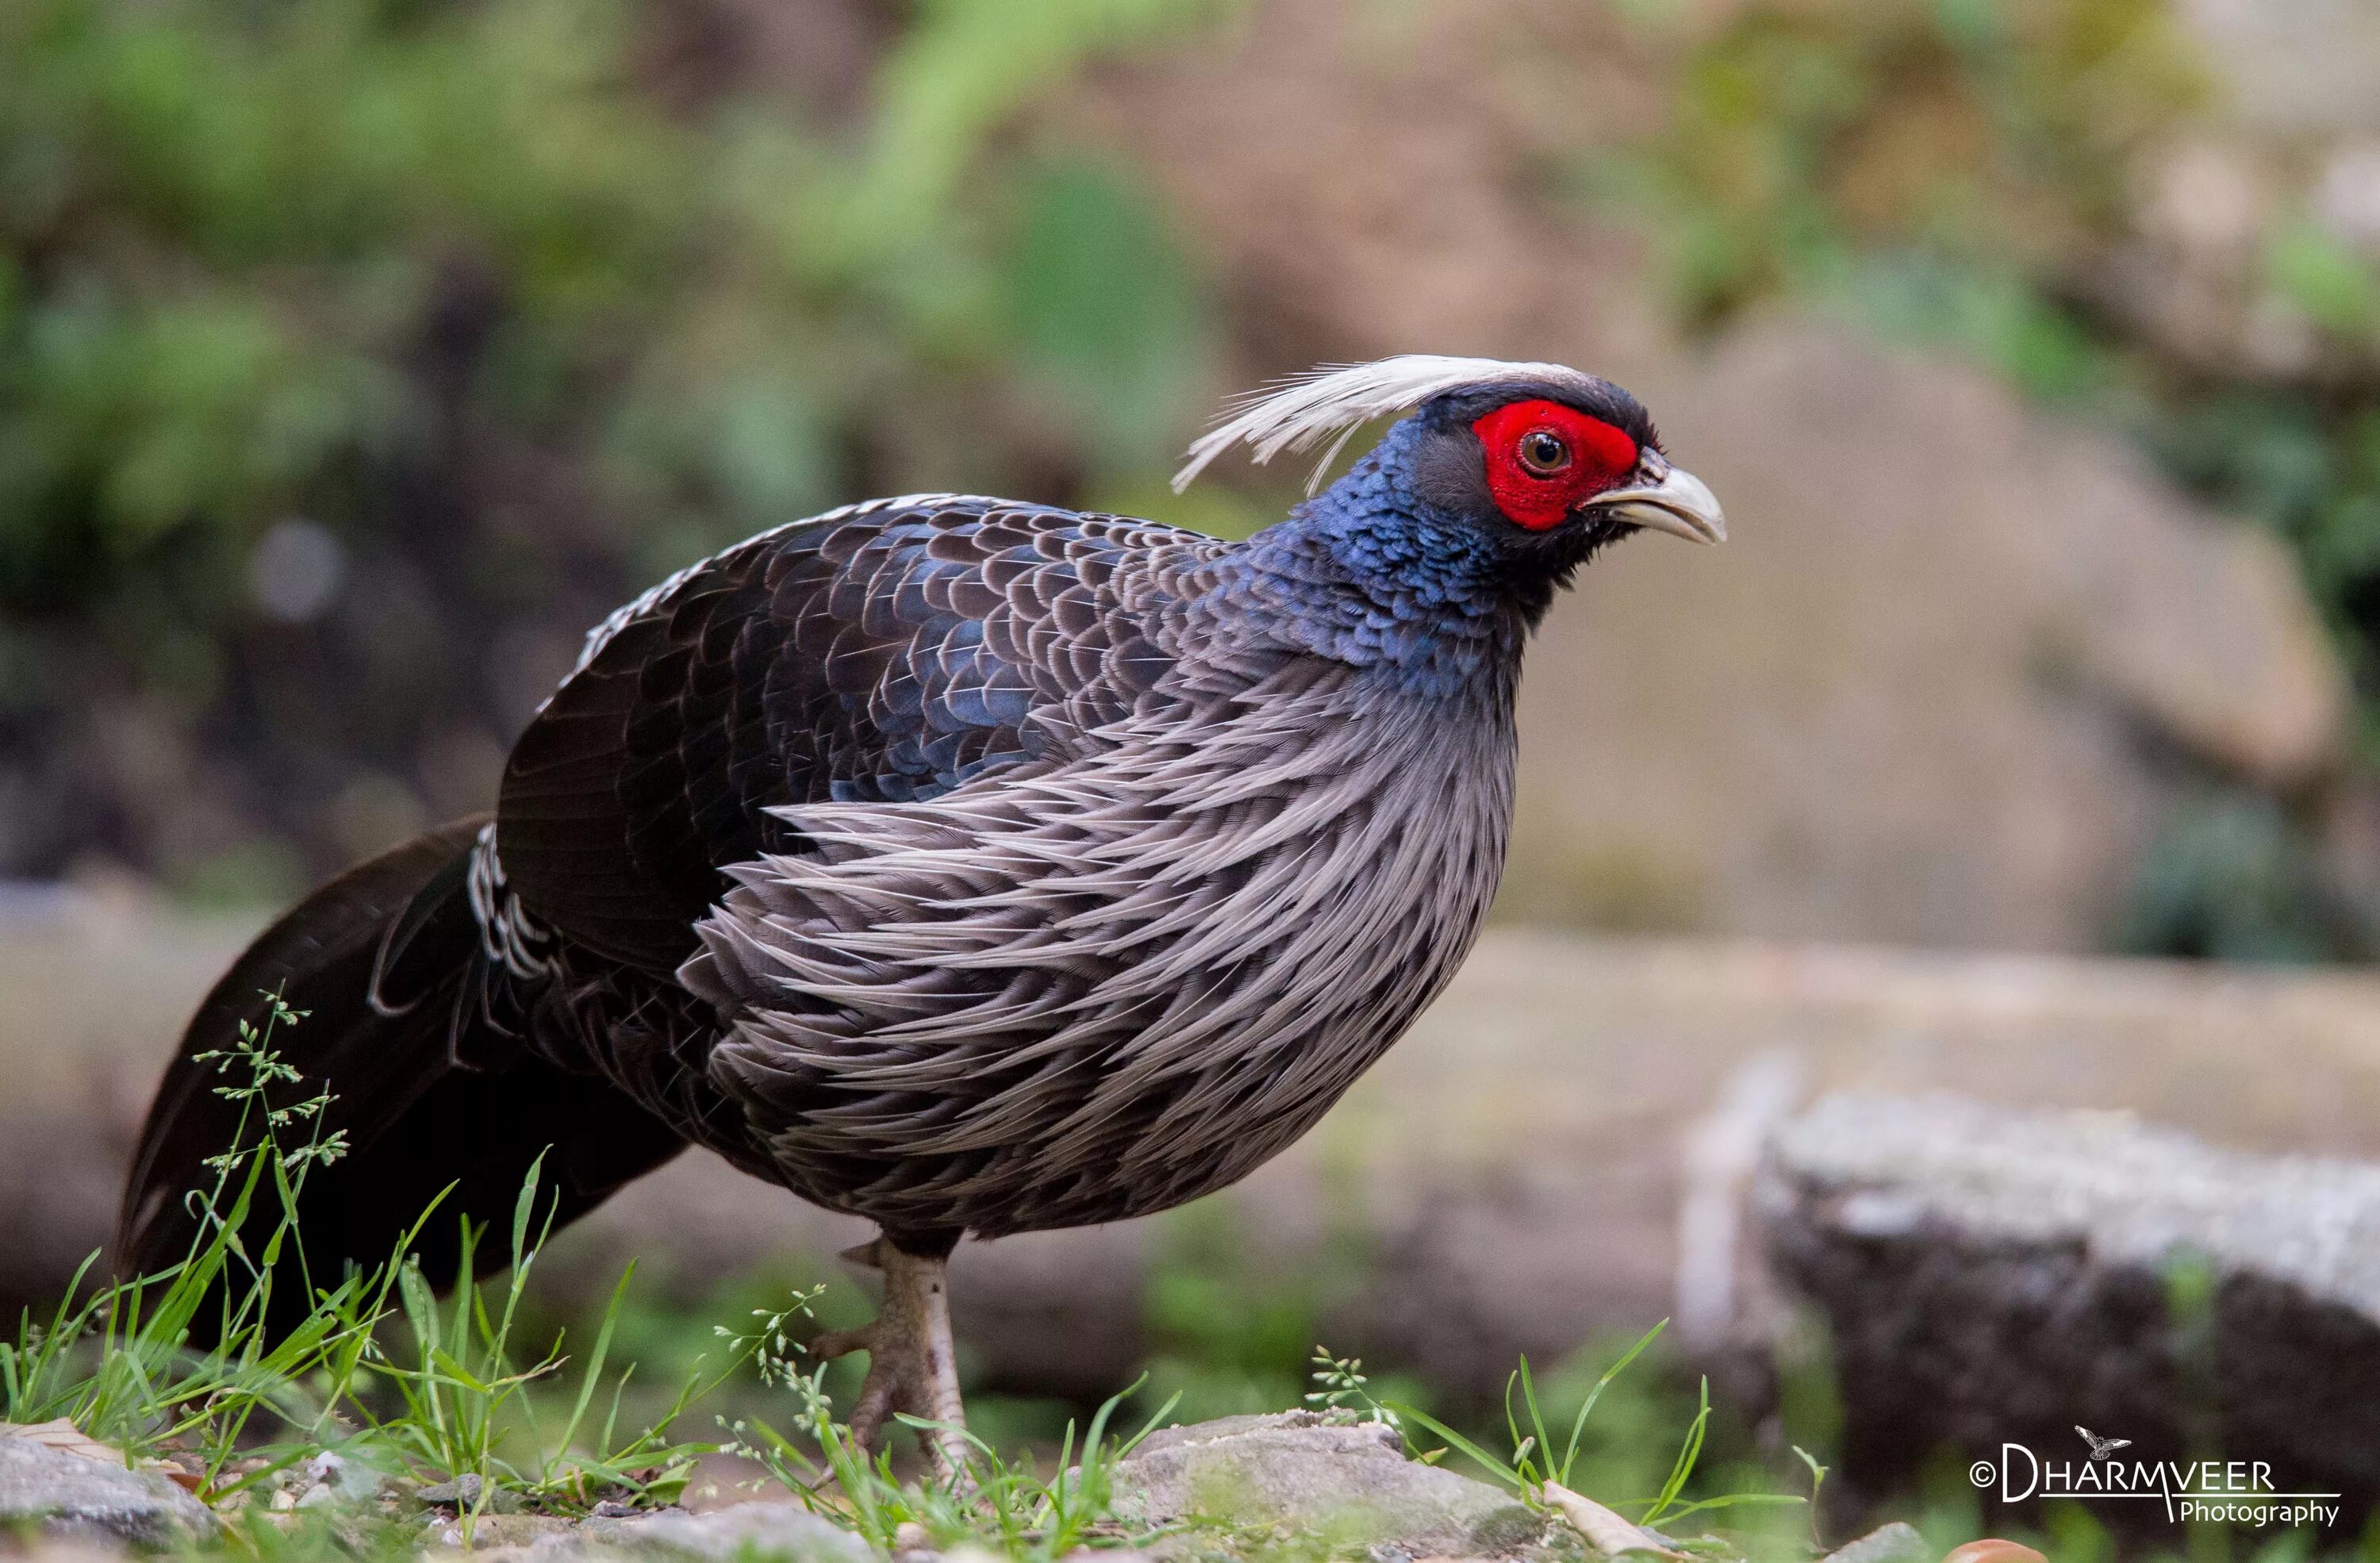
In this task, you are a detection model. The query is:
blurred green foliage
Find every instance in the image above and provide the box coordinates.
[2116,792,2374,963]
[0,0,1220,886]
[1139,1197,1342,1424]
[1607,0,2202,332]
[10,0,2379,966]
[1606,0,2380,962]
[2146,394,2380,741]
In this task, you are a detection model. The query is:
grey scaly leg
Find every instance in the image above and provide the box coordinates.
[808,1237,970,1478]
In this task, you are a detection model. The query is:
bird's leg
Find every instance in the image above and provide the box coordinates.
[808,1236,970,1480]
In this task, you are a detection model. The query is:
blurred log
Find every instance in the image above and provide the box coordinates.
[1760,1093,2380,1527]
[0,890,250,1323]
[10,894,2380,1404]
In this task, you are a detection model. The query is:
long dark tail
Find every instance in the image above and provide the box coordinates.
[113,818,686,1332]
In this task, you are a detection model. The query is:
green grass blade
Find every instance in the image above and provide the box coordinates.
[1645,1492,1806,1522]
[1560,1318,1667,1484]
[1640,1375,1710,1525]
[1386,1403,1522,1488]
[555,1263,635,1456]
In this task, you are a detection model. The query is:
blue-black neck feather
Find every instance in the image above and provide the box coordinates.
[1215,417,1566,699]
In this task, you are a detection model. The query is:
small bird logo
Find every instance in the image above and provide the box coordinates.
[2077,1427,2132,1461]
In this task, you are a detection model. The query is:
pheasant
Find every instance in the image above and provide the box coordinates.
[116,356,1724,1469]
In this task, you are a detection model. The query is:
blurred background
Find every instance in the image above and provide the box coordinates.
[10,0,2380,1546]
[10,0,2380,957]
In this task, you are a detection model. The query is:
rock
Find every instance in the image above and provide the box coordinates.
[0,1543,132,1563]
[0,1434,219,1547]
[1759,1092,2380,1519]
[2313,143,2380,258]
[1503,322,2347,952]
[304,1449,386,1505]
[559,935,2380,1409]
[417,1473,525,1514]
[14,901,2380,1410]
[447,1502,867,1563]
[560,1501,873,1562]
[1821,1523,1933,1563]
[447,1513,582,1550]
[1105,1411,1541,1556]
[2176,0,2380,138]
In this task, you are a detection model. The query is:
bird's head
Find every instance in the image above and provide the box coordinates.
[1176,355,1725,610]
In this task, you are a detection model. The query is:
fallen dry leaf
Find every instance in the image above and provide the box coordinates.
[0,1418,130,1467]
[1539,1480,1688,1559]
[1942,1543,2048,1563]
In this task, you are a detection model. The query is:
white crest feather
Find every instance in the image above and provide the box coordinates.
[1171,355,1603,495]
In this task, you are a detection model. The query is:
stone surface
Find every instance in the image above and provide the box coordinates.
[453,1501,870,1563]
[1106,1411,1541,1556]
[478,933,2380,1407]
[0,1545,132,1563]
[1501,323,2347,952]
[0,1434,218,1548]
[573,1502,869,1561]
[1759,1092,2380,1519]
[13,906,2380,1406]
[2178,0,2380,137]
[1821,1523,1933,1563]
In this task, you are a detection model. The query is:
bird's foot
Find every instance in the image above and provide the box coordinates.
[808,1238,970,1480]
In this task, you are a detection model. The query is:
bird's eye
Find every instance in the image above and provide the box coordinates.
[1517,429,1571,477]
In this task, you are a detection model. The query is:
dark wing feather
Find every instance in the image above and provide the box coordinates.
[497,496,1220,975]
[115,820,492,1273]
[113,819,685,1328]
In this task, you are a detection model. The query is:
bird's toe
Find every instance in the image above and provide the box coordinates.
[808,1323,878,1362]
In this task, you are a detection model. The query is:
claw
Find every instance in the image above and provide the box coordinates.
[846,1367,899,1454]
[803,1238,971,1479]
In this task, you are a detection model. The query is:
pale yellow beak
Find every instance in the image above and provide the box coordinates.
[1587,453,1726,545]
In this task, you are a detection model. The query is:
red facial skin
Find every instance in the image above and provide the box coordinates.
[1470,399,1640,532]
